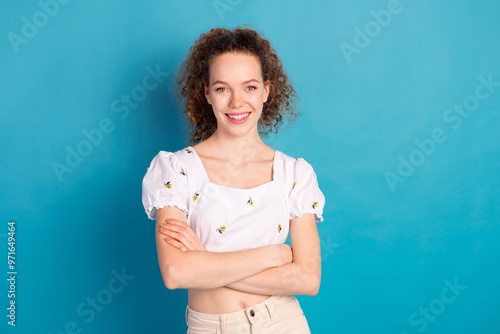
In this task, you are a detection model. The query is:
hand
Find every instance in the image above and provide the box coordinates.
[159,218,206,251]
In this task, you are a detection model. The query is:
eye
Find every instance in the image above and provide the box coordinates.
[215,87,227,92]
[246,86,257,91]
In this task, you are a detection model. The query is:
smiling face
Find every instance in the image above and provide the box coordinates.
[204,52,270,138]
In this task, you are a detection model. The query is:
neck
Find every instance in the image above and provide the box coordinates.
[204,128,268,162]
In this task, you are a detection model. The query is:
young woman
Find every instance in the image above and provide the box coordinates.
[142,27,325,333]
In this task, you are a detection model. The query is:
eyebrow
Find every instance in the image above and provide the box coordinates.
[212,79,260,86]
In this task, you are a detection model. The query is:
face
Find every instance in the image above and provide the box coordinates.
[204,52,270,138]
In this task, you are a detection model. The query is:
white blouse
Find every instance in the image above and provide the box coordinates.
[142,146,325,252]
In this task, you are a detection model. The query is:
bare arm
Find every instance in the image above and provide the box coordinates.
[224,213,322,296]
[155,206,292,290]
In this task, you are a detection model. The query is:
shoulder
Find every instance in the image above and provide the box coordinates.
[274,150,319,194]
[278,150,317,173]
[157,146,194,159]
[146,146,194,170]
[173,146,195,161]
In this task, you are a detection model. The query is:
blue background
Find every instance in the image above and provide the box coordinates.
[1,0,499,333]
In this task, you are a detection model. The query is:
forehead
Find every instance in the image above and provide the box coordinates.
[208,52,262,82]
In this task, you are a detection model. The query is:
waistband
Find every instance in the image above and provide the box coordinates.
[185,295,297,328]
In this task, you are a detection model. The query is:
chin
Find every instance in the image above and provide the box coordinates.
[220,123,258,138]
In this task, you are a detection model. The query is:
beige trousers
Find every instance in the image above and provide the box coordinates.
[185,295,311,334]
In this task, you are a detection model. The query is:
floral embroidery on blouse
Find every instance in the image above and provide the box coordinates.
[247,197,254,206]
[192,191,199,202]
[185,148,193,153]
[312,201,318,209]
[292,181,296,189]
[180,167,185,176]
[216,225,226,234]
[164,181,172,189]
[278,224,282,232]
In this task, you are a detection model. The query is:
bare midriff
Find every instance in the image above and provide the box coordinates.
[188,287,272,314]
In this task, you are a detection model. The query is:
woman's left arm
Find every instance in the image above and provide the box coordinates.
[225,213,321,296]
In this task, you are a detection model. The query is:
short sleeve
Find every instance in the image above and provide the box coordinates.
[288,158,325,223]
[142,151,189,220]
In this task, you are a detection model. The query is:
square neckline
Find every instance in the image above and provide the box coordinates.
[187,145,279,191]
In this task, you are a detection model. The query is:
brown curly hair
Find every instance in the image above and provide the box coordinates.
[175,27,300,145]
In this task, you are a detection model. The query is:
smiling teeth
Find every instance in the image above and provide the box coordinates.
[228,113,249,120]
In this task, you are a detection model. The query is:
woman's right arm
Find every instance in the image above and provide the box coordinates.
[155,206,292,290]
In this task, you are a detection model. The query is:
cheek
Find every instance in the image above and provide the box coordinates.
[250,93,265,108]
[210,97,226,113]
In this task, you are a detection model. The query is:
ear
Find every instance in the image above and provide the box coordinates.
[263,80,271,103]
[204,83,211,105]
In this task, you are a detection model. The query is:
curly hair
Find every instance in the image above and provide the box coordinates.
[175,27,300,145]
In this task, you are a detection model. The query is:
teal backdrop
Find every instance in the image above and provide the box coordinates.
[1,0,499,333]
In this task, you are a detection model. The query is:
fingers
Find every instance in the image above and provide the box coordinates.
[164,237,187,251]
[162,219,199,241]
[160,218,205,251]
[163,219,198,239]
[160,225,193,250]
[160,219,196,250]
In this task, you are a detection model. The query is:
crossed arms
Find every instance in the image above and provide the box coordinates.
[155,206,321,296]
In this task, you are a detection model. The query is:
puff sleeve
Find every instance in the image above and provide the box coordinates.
[288,158,325,223]
[142,151,189,220]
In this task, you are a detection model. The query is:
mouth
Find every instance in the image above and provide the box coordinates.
[225,112,251,123]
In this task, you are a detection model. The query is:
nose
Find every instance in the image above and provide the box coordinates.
[229,91,244,108]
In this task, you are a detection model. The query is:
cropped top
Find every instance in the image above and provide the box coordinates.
[142,146,325,252]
